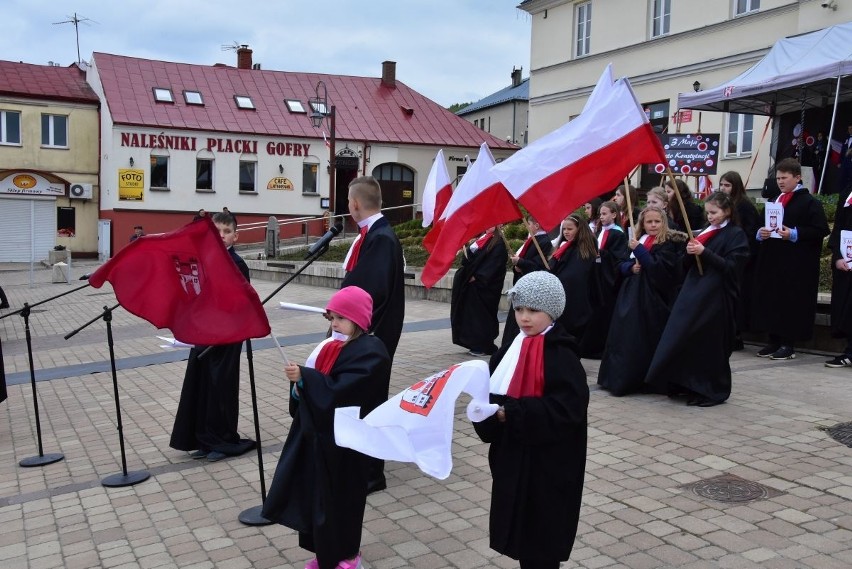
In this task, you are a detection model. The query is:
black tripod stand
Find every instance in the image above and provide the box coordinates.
[65,304,150,487]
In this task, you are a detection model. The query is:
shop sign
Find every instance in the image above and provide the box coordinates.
[118,169,145,201]
[267,177,294,190]
[0,172,64,196]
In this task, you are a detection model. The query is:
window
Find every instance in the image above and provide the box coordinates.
[735,0,759,15]
[153,87,174,103]
[196,158,214,190]
[239,160,257,192]
[726,113,754,156]
[286,99,306,113]
[57,206,76,238]
[575,2,592,57]
[373,163,414,183]
[183,90,203,105]
[151,155,169,189]
[0,110,21,144]
[41,114,68,147]
[651,0,670,37]
[235,95,255,110]
[303,161,319,194]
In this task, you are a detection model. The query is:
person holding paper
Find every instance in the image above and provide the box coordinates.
[262,286,390,569]
[826,186,852,367]
[752,158,829,361]
[474,271,588,569]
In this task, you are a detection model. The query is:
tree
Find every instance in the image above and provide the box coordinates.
[448,102,471,113]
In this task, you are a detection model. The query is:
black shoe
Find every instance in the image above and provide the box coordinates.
[366,478,387,494]
[756,345,780,358]
[824,355,852,368]
[769,346,796,360]
[467,350,487,357]
[206,451,227,462]
[697,399,723,407]
[0,302,9,309]
[686,398,701,406]
[189,450,208,459]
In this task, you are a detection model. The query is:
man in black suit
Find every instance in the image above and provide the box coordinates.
[341,175,405,493]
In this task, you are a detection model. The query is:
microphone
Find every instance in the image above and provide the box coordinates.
[305,222,343,258]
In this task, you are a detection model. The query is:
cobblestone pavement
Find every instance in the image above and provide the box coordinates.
[1,262,851,568]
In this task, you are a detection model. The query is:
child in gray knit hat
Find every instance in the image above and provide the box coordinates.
[474,270,588,568]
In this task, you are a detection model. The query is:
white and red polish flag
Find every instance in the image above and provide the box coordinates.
[698,175,714,199]
[492,65,667,230]
[421,149,453,252]
[421,143,522,288]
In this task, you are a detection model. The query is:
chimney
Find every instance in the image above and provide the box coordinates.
[381,60,396,88]
[237,45,253,70]
[511,66,522,87]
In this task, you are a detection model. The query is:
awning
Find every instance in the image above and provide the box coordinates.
[677,22,852,116]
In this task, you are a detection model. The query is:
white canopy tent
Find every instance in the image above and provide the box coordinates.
[677,22,852,193]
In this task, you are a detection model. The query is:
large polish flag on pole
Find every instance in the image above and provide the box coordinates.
[421,149,453,252]
[420,143,522,288]
[492,65,667,231]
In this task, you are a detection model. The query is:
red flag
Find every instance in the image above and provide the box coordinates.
[421,143,522,288]
[698,175,713,199]
[830,139,842,166]
[88,219,270,345]
[492,66,667,230]
[421,149,453,252]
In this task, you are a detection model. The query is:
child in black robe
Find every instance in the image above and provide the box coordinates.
[474,271,588,569]
[501,215,552,346]
[262,286,390,569]
[170,212,255,461]
[825,187,852,367]
[548,214,598,342]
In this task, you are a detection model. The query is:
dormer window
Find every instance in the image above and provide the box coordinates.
[235,95,255,110]
[153,87,174,103]
[285,99,306,113]
[184,90,203,105]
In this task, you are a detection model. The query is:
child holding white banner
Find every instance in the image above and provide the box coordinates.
[474,271,589,569]
[261,286,390,569]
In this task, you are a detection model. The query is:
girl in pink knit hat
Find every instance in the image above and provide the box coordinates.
[262,286,390,569]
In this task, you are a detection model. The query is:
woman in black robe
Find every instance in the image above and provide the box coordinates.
[549,214,598,342]
[598,206,686,396]
[825,189,852,367]
[646,192,749,407]
[579,201,629,358]
[719,170,761,348]
[451,226,509,356]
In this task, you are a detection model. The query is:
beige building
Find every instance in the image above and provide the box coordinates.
[0,63,100,261]
[519,0,852,191]
[457,67,530,150]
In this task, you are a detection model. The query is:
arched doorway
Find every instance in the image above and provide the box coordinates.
[371,162,415,226]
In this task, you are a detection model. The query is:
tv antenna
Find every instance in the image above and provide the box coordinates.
[53,12,97,65]
[221,41,247,52]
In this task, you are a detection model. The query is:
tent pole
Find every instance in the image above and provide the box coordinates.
[818,75,842,195]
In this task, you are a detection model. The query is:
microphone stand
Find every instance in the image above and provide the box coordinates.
[236,240,339,526]
[0,283,89,467]
[65,304,150,487]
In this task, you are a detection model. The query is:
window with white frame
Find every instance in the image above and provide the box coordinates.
[196,158,214,190]
[734,0,759,16]
[726,113,754,156]
[41,114,68,147]
[239,160,257,192]
[150,154,169,189]
[651,0,670,37]
[303,159,319,195]
[575,2,592,57]
[0,110,21,144]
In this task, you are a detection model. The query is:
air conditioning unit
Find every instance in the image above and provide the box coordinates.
[69,183,93,199]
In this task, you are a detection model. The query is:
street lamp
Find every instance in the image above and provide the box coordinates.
[309,80,336,213]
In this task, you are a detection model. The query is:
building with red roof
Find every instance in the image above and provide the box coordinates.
[0,61,100,261]
[88,47,517,250]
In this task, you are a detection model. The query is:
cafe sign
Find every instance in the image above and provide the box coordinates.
[267,177,294,190]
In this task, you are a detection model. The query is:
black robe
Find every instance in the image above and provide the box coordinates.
[598,236,685,396]
[341,216,405,360]
[501,233,552,345]
[549,244,596,340]
[169,247,255,456]
[579,227,629,358]
[474,324,588,562]
[734,198,761,333]
[829,193,852,338]
[451,236,508,354]
[646,225,749,404]
[751,189,829,340]
[262,335,390,569]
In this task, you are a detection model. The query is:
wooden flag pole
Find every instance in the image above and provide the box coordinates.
[665,167,703,275]
[623,176,637,240]
[531,232,549,267]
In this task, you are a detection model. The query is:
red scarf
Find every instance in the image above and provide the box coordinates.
[599,229,610,250]
[551,239,573,260]
[517,236,533,258]
[314,339,345,374]
[695,226,720,245]
[777,191,795,208]
[345,226,369,272]
[473,232,493,250]
[506,334,545,398]
[641,235,656,249]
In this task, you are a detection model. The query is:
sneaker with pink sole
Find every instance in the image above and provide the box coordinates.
[304,559,319,569]
[337,554,362,569]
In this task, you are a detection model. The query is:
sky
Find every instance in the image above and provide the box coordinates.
[4,0,532,108]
